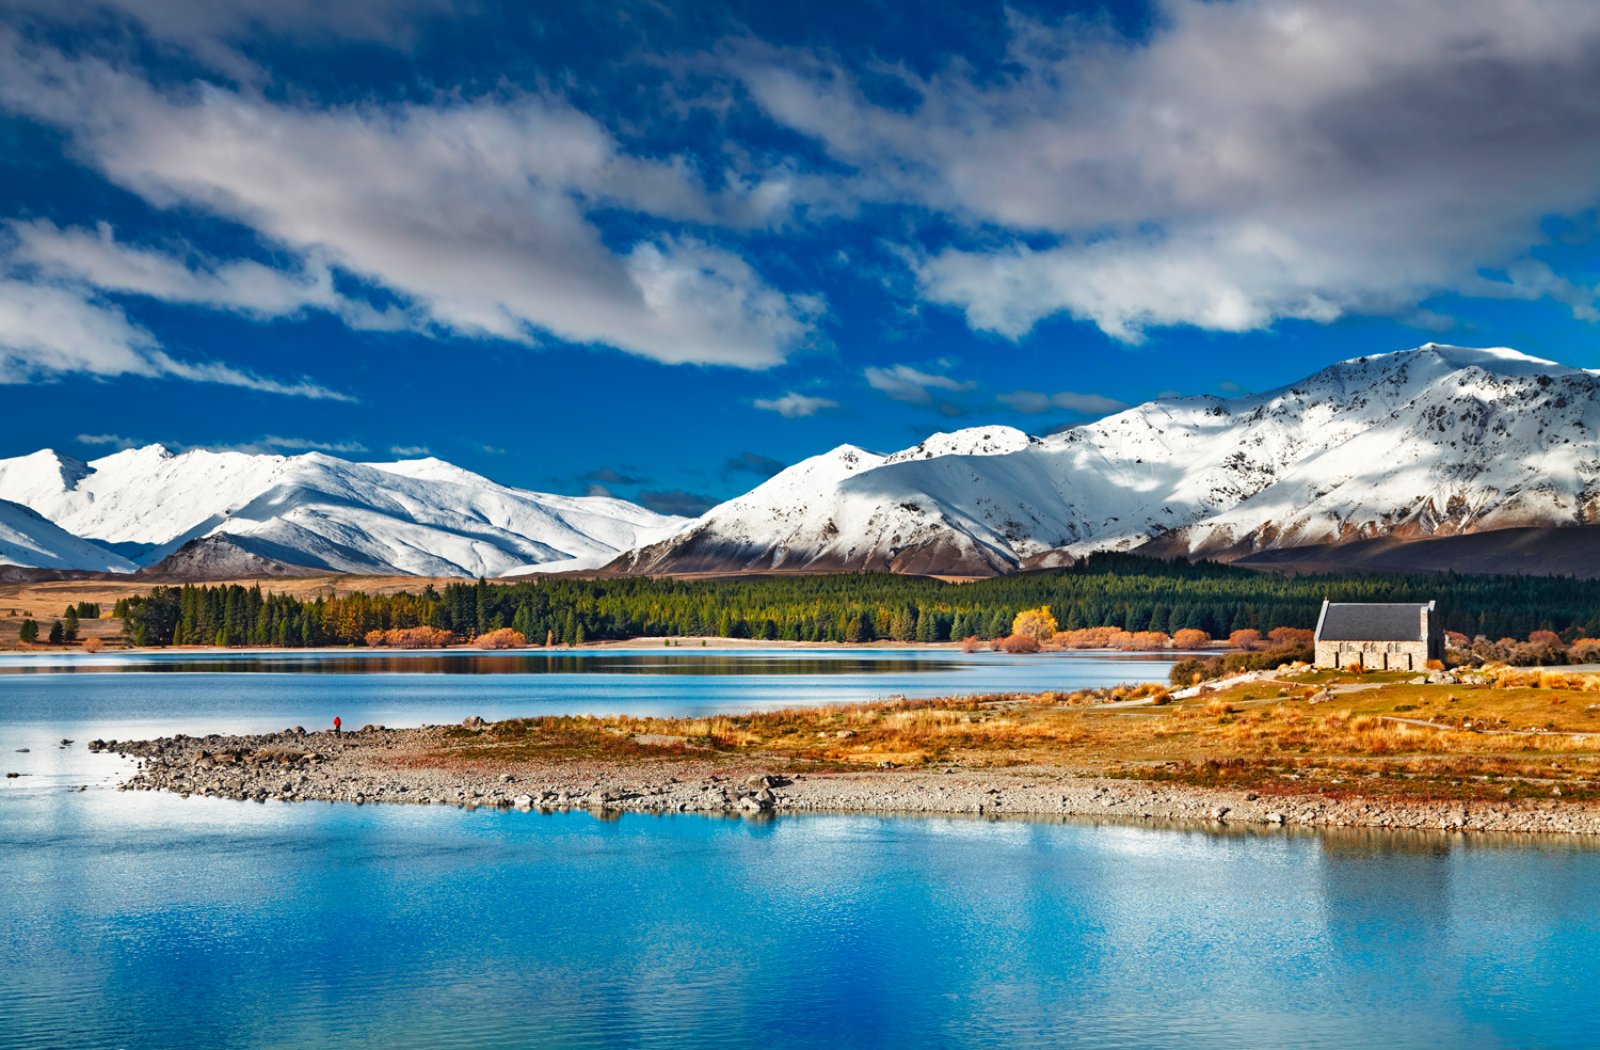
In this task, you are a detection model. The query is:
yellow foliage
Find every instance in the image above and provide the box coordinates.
[1011,606,1058,643]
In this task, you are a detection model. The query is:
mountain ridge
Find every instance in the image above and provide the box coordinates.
[0,446,687,577]
[5,343,1599,580]
[612,344,1600,577]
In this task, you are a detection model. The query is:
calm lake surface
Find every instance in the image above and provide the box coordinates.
[3,649,1599,1049]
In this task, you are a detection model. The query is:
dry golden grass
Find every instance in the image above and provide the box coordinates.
[416,671,1600,802]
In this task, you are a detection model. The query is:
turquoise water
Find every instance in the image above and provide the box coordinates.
[3,650,1599,1048]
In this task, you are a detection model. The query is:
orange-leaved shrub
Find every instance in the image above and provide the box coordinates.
[1172,628,1211,649]
[366,626,454,649]
[475,627,527,650]
[998,633,1041,654]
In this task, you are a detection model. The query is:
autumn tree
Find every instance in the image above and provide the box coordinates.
[1267,626,1314,649]
[1172,628,1210,649]
[1569,638,1600,664]
[1011,606,1058,644]
[1228,629,1263,650]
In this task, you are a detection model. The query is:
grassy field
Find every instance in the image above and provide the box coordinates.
[415,668,1600,803]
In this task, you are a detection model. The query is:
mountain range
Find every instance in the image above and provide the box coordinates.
[0,446,686,578]
[3,343,1599,580]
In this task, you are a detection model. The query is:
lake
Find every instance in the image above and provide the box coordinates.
[3,649,1598,1049]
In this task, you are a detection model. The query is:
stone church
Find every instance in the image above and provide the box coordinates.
[1313,600,1444,670]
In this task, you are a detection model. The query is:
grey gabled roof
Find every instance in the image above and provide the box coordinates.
[1315,602,1432,642]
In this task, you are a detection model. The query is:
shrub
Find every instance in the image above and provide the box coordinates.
[475,627,527,650]
[366,626,454,649]
[998,633,1041,654]
[960,635,982,654]
[81,637,103,653]
[1172,628,1211,649]
[1169,656,1223,686]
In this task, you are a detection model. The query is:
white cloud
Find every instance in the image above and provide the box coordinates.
[388,444,432,457]
[0,36,819,369]
[997,389,1127,418]
[752,390,839,418]
[2,0,455,82]
[75,432,139,448]
[733,1,1600,340]
[205,435,370,455]
[864,363,975,405]
[8,220,404,330]
[0,277,351,398]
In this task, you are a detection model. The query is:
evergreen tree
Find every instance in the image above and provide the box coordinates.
[18,619,38,644]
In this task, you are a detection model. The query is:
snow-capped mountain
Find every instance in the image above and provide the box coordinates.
[0,497,135,573]
[613,344,1600,576]
[0,446,687,577]
[6,343,1596,580]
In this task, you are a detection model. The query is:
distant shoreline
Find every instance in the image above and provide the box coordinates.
[0,637,1204,657]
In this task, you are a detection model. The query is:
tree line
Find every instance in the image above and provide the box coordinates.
[110,554,1600,649]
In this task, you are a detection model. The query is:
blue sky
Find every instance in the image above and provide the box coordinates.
[3,0,1600,514]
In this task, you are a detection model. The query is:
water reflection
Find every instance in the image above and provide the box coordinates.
[5,805,1598,1050]
[0,648,1176,676]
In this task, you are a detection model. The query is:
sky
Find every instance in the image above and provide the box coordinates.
[3,0,1600,515]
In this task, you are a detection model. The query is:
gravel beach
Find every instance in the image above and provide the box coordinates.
[99,720,1600,836]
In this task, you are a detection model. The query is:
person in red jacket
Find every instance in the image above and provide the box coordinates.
[334,716,341,737]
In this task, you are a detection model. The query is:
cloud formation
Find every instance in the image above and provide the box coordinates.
[0,277,350,398]
[734,0,1600,340]
[864,363,975,406]
[0,32,819,369]
[723,451,785,478]
[997,389,1128,418]
[752,391,838,418]
[636,488,715,517]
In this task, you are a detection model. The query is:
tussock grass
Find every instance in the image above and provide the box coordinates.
[406,674,1600,799]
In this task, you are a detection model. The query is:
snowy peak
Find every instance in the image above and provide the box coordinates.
[883,426,1037,463]
[0,445,688,577]
[613,344,1600,577]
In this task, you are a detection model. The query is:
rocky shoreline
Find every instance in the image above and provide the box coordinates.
[97,721,1600,836]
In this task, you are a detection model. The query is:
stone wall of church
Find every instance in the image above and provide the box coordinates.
[1314,639,1431,671]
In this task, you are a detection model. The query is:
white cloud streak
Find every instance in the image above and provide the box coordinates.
[752,390,839,418]
[0,277,352,398]
[864,363,975,405]
[997,389,1128,418]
